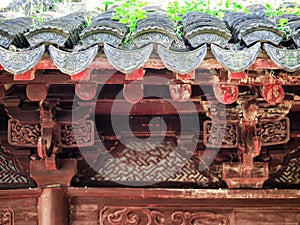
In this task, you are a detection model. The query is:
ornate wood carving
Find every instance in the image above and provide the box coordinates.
[242,30,283,46]
[267,149,300,187]
[203,117,290,148]
[0,45,45,74]
[8,119,94,148]
[157,45,207,74]
[264,43,300,72]
[76,139,222,187]
[100,207,229,225]
[256,118,290,146]
[8,119,41,147]
[211,42,261,72]
[60,120,94,148]
[0,208,12,225]
[203,121,239,148]
[104,43,153,74]
[49,45,98,76]
[0,142,31,187]
[274,156,300,185]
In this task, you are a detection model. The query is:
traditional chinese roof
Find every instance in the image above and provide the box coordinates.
[0,10,300,78]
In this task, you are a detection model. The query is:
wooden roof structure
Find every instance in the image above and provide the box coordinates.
[0,8,299,225]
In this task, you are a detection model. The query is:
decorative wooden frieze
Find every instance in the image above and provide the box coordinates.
[0,208,13,225]
[104,43,153,74]
[8,119,94,148]
[8,119,41,147]
[256,118,290,146]
[211,42,261,72]
[82,139,222,187]
[48,45,98,75]
[185,27,231,48]
[274,156,300,185]
[100,207,229,225]
[0,45,45,74]
[157,44,207,74]
[264,43,300,72]
[241,30,283,46]
[203,117,290,148]
[60,120,94,148]
[203,121,239,148]
[223,162,269,188]
[0,148,29,185]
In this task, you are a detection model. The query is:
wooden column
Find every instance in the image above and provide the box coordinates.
[38,188,68,225]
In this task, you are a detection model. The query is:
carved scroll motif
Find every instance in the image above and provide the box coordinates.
[203,121,239,148]
[0,208,12,225]
[49,45,98,75]
[8,119,94,148]
[8,120,41,147]
[203,117,290,148]
[211,42,261,72]
[104,43,153,74]
[100,207,229,225]
[0,45,45,74]
[60,120,94,148]
[264,43,300,72]
[157,44,207,74]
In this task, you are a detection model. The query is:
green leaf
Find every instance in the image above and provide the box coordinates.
[119,18,129,24]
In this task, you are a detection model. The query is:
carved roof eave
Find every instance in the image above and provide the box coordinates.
[211,42,261,72]
[264,43,300,72]
[49,45,98,76]
[0,45,45,75]
[157,44,207,74]
[103,43,154,74]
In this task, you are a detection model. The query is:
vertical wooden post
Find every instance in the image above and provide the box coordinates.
[38,188,68,225]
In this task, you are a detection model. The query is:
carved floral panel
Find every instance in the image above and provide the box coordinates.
[99,207,229,225]
[0,208,12,225]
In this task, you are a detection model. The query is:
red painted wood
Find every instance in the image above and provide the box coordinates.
[71,69,91,81]
[229,71,247,79]
[125,69,144,80]
[14,69,35,81]
[176,70,195,80]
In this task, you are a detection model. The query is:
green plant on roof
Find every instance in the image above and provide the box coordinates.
[110,0,148,45]
[166,0,247,39]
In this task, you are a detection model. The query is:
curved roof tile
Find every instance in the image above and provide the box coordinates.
[211,43,261,72]
[104,43,153,74]
[157,44,207,74]
[0,44,44,74]
[49,45,98,76]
